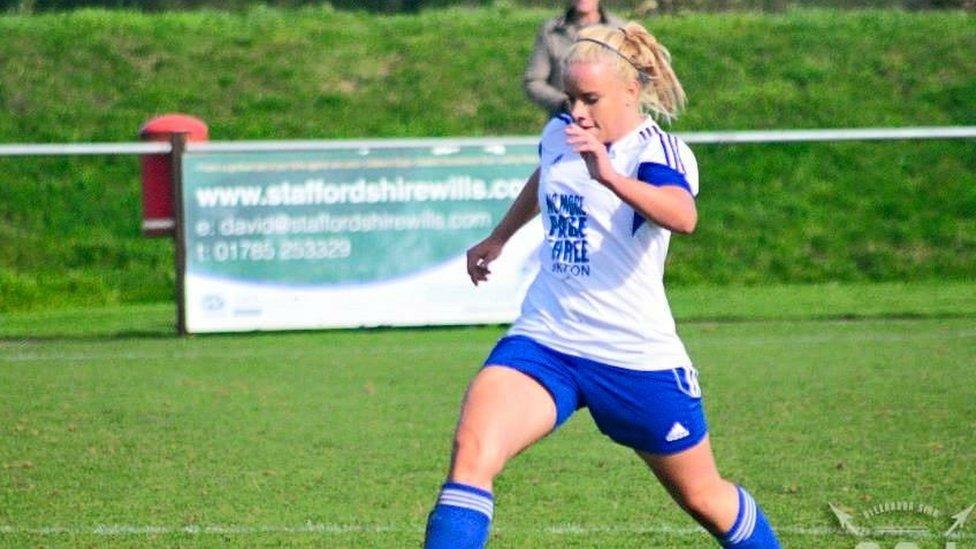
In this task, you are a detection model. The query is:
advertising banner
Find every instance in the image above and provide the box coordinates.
[180,141,542,333]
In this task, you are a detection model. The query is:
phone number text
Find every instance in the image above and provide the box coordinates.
[193,238,352,262]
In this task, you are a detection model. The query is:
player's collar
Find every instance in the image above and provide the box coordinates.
[606,116,657,155]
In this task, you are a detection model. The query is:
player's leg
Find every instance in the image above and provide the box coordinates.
[449,365,559,490]
[580,362,779,547]
[424,362,569,549]
[638,436,738,535]
[638,437,779,547]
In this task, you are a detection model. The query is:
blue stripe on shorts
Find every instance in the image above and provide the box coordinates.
[483,335,707,455]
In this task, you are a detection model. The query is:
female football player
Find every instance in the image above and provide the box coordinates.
[424,22,780,549]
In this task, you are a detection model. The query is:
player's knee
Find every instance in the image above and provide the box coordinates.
[675,481,726,522]
[451,427,505,481]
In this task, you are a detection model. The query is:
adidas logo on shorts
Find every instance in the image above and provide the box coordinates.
[665,422,690,442]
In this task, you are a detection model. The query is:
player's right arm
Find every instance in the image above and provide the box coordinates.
[466,168,540,285]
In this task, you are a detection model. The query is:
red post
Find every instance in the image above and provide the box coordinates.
[139,114,208,237]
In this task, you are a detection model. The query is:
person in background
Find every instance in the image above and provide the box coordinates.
[523,0,626,115]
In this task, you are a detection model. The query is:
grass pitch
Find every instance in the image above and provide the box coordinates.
[1,283,974,547]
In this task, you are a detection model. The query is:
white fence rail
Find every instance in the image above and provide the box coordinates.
[1,126,974,156]
[0,142,172,156]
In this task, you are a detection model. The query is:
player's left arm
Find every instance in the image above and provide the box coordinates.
[566,124,697,234]
[604,177,696,234]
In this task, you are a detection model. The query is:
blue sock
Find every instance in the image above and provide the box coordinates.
[720,485,780,548]
[424,482,494,549]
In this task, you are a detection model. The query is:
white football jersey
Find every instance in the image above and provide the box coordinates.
[508,114,699,371]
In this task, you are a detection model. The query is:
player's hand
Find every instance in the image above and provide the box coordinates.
[466,236,504,286]
[565,124,618,186]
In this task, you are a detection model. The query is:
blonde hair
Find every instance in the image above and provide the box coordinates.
[564,22,686,122]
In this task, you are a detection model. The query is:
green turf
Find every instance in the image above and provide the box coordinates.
[1,284,974,547]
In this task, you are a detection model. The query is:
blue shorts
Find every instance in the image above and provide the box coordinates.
[484,335,708,455]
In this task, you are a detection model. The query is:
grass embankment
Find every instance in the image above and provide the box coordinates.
[0,8,974,311]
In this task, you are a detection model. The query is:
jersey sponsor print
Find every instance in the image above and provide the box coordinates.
[509,115,699,372]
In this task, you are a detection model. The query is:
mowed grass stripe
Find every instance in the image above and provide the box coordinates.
[3,316,975,363]
[2,281,974,340]
[3,522,973,539]
[2,329,976,365]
